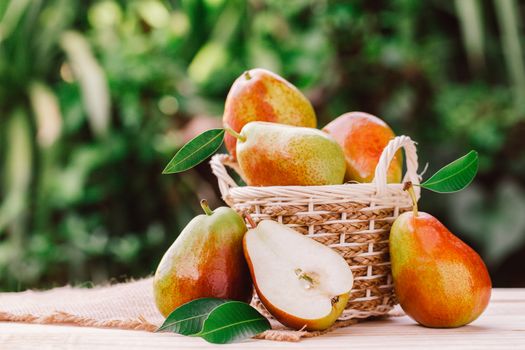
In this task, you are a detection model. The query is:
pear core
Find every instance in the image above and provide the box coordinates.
[244,220,353,320]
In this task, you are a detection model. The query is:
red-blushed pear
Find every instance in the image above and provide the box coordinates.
[389,184,492,328]
[243,219,354,331]
[153,200,252,317]
[223,68,317,159]
[227,121,346,186]
[323,112,402,183]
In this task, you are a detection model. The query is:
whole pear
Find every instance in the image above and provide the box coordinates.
[230,121,346,186]
[323,112,402,183]
[223,68,317,159]
[153,200,252,317]
[390,200,491,327]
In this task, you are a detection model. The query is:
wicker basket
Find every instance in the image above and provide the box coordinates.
[210,135,420,321]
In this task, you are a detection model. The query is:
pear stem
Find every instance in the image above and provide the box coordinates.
[244,213,256,228]
[224,126,246,143]
[403,181,419,217]
[200,199,214,216]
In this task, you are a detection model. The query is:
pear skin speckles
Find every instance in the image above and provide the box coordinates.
[236,122,346,186]
[153,207,253,317]
[223,68,317,159]
[390,211,492,327]
[323,112,402,183]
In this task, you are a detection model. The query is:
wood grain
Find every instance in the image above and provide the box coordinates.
[0,289,524,349]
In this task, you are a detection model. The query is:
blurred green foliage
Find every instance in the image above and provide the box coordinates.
[0,0,524,291]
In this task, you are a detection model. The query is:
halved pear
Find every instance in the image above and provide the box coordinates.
[243,220,353,331]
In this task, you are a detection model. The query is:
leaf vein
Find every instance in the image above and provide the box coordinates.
[170,130,223,167]
[422,155,477,186]
[158,313,207,330]
[199,318,266,336]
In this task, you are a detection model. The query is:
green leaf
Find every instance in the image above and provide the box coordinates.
[421,150,479,193]
[156,298,228,335]
[196,301,271,344]
[162,129,225,174]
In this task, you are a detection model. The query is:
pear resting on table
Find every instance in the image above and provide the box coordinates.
[390,183,491,328]
[153,200,252,317]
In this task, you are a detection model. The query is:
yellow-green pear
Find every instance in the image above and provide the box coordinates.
[227,121,346,186]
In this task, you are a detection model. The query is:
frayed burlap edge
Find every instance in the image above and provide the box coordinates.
[0,311,158,332]
[0,277,161,332]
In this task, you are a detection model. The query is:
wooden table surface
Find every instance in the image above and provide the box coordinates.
[0,289,524,349]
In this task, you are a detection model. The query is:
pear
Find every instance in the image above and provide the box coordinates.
[227,121,346,186]
[390,186,492,327]
[323,112,402,183]
[153,200,252,317]
[223,68,317,159]
[243,220,354,331]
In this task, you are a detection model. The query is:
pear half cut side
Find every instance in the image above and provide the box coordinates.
[243,220,354,331]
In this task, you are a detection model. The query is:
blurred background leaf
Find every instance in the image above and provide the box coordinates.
[0,0,524,291]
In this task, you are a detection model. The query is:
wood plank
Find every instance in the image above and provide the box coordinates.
[0,289,524,349]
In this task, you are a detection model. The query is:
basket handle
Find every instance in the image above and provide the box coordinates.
[372,135,420,195]
[210,154,240,201]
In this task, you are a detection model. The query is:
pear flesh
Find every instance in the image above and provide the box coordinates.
[244,220,353,330]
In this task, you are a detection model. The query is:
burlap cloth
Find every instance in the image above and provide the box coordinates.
[0,277,396,342]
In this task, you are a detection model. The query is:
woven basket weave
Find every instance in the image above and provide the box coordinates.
[210,135,420,321]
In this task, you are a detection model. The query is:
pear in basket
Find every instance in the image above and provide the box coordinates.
[223,68,317,159]
[243,219,354,331]
[390,183,492,328]
[323,112,402,183]
[153,200,252,317]
[226,121,346,186]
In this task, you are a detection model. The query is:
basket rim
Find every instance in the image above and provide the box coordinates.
[220,178,409,191]
[210,158,420,200]
[210,135,421,204]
